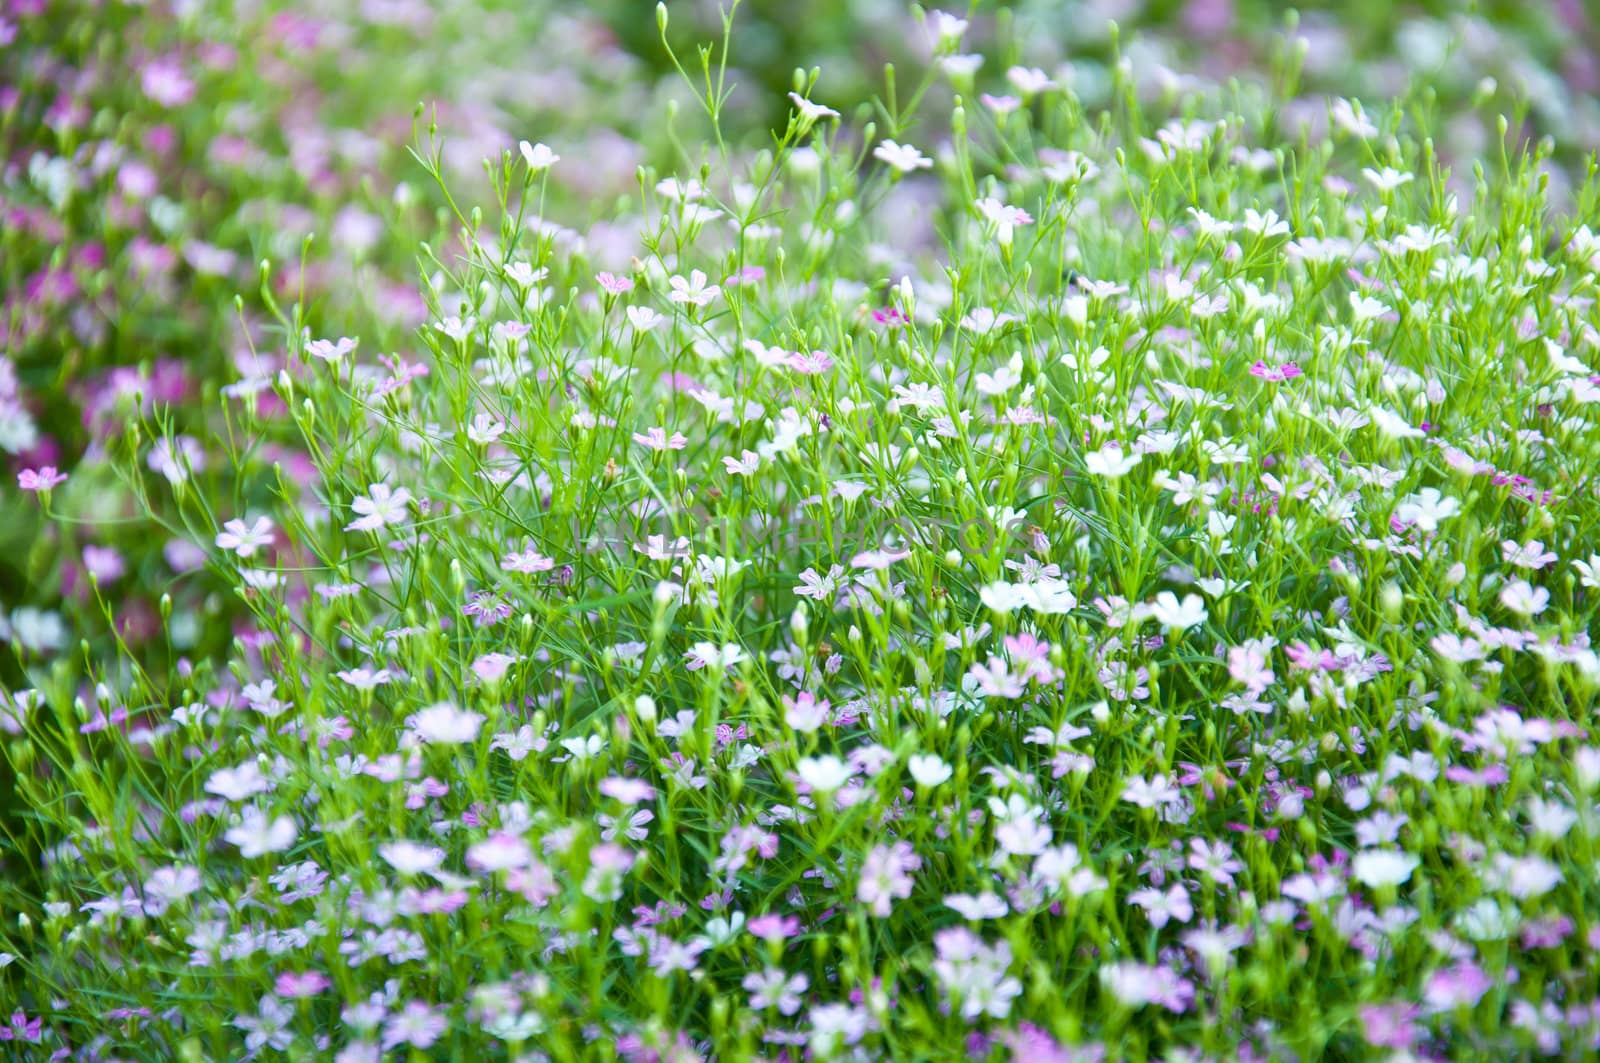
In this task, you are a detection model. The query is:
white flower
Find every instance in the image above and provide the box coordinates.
[519,140,560,171]
[306,336,357,363]
[6,607,66,654]
[345,483,412,532]
[796,755,852,793]
[408,702,485,744]
[379,840,446,875]
[466,413,506,446]
[1083,443,1141,478]
[1363,166,1414,193]
[1150,591,1207,633]
[627,306,665,333]
[559,734,606,760]
[1241,208,1289,238]
[940,53,984,79]
[503,261,546,290]
[1020,579,1078,615]
[684,642,748,672]
[1498,579,1549,617]
[239,569,283,591]
[1502,854,1562,899]
[1455,898,1514,941]
[1368,406,1423,440]
[907,754,953,787]
[960,306,1017,333]
[225,808,298,858]
[1394,487,1459,532]
[722,449,761,476]
[944,892,1008,919]
[1188,207,1235,242]
[1351,849,1419,888]
[669,270,720,307]
[435,315,477,343]
[787,92,839,128]
[1349,293,1391,325]
[975,359,1023,396]
[979,581,1027,614]
[1330,98,1378,138]
[873,139,933,174]
[1005,65,1056,97]
[205,762,272,802]
[929,10,968,48]
[655,177,703,202]
[337,666,392,691]
[466,832,533,872]
[216,516,274,558]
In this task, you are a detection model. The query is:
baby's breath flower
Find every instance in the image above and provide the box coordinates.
[518,140,559,171]
[872,139,933,175]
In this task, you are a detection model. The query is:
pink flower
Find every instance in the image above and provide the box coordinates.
[141,59,195,107]
[1100,961,1195,1013]
[786,349,835,374]
[724,265,766,287]
[596,271,635,294]
[599,776,657,804]
[975,197,1034,242]
[470,652,518,683]
[747,913,802,941]
[857,841,921,916]
[783,691,831,732]
[980,93,1022,115]
[273,970,330,998]
[668,270,720,307]
[632,427,688,451]
[1227,642,1276,694]
[1359,1002,1420,1050]
[408,702,484,744]
[502,546,556,574]
[17,466,67,491]
[81,545,125,584]
[1423,961,1491,1011]
[1129,884,1193,928]
[1187,838,1243,886]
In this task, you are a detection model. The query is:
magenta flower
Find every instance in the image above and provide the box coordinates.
[1249,360,1303,381]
